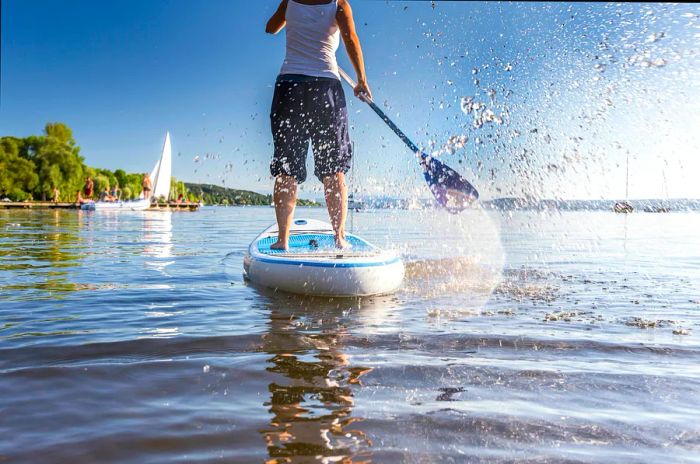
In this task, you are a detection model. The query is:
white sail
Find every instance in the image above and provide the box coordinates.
[150,132,172,201]
[148,159,160,199]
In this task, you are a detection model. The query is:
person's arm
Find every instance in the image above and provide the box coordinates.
[266,0,288,34]
[336,0,372,100]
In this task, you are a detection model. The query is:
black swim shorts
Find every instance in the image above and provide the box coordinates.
[270,74,352,183]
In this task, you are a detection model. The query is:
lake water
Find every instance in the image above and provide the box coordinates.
[1,206,699,463]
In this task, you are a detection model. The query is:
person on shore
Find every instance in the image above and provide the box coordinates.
[142,173,152,200]
[265,0,371,250]
[51,185,60,203]
[84,176,94,199]
[99,187,114,202]
[110,183,121,201]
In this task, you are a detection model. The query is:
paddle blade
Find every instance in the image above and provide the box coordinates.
[421,154,479,213]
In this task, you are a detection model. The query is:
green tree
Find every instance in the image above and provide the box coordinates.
[1,122,229,205]
[93,174,110,196]
[125,173,143,199]
[94,168,116,188]
[114,169,128,189]
[171,177,189,201]
[32,137,85,200]
[0,139,39,200]
[44,122,75,145]
[18,135,43,161]
[15,123,88,200]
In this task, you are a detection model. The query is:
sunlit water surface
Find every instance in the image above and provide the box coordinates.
[1,207,699,463]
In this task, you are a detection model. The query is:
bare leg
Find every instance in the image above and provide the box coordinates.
[323,173,350,248]
[272,174,298,250]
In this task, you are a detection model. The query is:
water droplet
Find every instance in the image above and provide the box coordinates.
[460,97,473,114]
[646,32,665,43]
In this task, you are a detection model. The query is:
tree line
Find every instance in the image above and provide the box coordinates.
[0,123,192,202]
[183,182,317,206]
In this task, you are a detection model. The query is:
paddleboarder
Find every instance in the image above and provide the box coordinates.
[266,0,371,250]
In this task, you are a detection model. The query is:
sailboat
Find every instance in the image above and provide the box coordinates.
[613,152,634,214]
[81,132,172,211]
[148,132,173,204]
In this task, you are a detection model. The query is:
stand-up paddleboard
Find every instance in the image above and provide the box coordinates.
[244,219,404,297]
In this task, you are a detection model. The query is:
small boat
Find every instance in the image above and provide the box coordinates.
[80,198,150,211]
[643,205,670,213]
[81,132,172,211]
[243,218,404,297]
[614,153,634,214]
[614,201,634,214]
[348,194,365,212]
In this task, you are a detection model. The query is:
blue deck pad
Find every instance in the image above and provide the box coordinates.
[257,233,373,255]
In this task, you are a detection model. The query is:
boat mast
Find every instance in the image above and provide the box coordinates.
[662,167,668,200]
[625,152,629,201]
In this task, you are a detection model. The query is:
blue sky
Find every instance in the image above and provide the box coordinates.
[2,1,699,200]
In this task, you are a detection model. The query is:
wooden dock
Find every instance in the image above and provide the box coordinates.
[0,201,200,211]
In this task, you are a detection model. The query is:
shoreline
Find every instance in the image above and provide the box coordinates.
[0,201,201,211]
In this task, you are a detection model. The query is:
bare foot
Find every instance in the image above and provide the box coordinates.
[270,241,288,251]
[335,237,352,249]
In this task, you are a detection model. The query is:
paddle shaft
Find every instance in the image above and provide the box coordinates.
[338,67,422,156]
[338,67,480,209]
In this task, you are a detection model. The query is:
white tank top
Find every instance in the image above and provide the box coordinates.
[279,0,340,80]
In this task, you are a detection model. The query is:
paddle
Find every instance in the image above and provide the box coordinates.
[338,67,479,213]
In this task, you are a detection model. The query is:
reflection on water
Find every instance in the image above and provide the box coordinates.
[0,210,178,301]
[1,208,699,463]
[140,211,178,337]
[0,210,84,299]
[258,291,396,462]
[0,209,182,343]
[142,211,174,275]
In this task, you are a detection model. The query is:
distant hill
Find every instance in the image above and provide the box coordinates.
[184,183,319,206]
[425,196,700,211]
[344,194,700,212]
[480,197,700,212]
